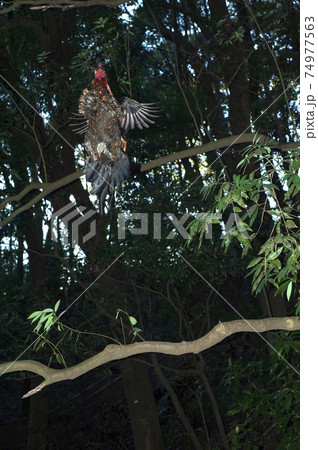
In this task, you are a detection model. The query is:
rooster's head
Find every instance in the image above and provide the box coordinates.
[93,63,114,96]
[94,63,106,81]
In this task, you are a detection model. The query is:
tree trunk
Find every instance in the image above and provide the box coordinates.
[121,358,165,450]
[26,377,48,450]
[24,208,49,449]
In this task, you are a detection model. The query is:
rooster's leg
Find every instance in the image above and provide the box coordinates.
[121,137,127,152]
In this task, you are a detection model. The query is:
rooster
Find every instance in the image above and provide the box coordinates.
[75,63,159,211]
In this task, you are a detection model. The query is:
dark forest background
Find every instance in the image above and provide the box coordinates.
[0,0,299,449]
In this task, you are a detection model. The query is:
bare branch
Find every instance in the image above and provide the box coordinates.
[0,170,83,227]
[0,317,299,398]
[140,133,299,172]
[0,133,299,227]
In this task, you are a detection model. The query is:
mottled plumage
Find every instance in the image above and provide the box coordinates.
[76,63,158,211]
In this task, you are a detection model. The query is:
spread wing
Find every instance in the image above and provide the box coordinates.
[73,86,159,212]
[118,97,160,132]
[77,86,130,211]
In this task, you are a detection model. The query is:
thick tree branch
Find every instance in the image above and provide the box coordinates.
[0,134,299,227]
[0,0,128,15]
[140,133,299,172]
[0,170,83,227]
[0,317,299,398]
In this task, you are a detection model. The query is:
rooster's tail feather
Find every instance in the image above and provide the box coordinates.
[84,153,131,212]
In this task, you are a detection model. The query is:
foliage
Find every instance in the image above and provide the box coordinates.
[224,332,299,449]
[188,137,300,309]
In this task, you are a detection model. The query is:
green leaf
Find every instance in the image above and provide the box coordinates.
[274,235,283,244]
[264,183,279,190]
[42,308,54,313]
[51,316,58,325]
[28,311,42,320]
[39,313,50,324]
[282,172,292,182]
[248,204,257,216]
[267,247,283,261]
[250,208,258,226]
[292,160,300,171]
[259,239,275,255]
[295,302,300,315]
[44,319,52,331]
[251,192,260,202]
[34,323,42,333]
[254,278,267,295]
[237,157,247,168]
[30,316,42,325]
[224,182,230,192]
[54,300,61,312]
[249,263,264,280]
[275,280,290,296]
[284,185,295,200]
[233,174,239,185]
[247,257,263,269]
[129,316,137,326]
[292,174,300,189]
[285,220,297,229]
[238,221,253,232]
[286,281,293,300]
